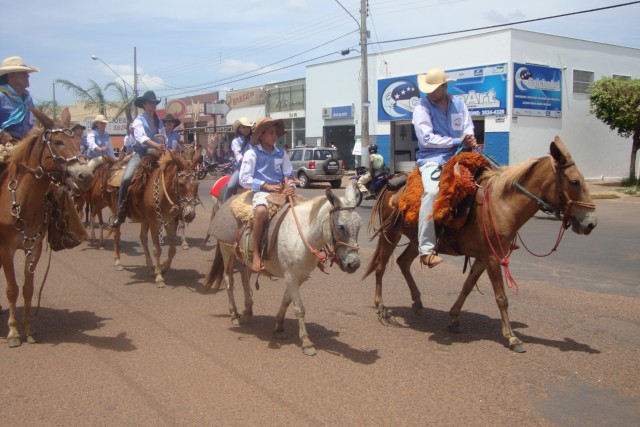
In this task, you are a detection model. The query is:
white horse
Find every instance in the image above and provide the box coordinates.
[204,181,362,356]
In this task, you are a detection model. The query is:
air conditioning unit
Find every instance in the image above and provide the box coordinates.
[322,108,331,119]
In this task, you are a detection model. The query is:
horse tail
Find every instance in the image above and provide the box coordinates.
[204,244,224,292]
[362,188,402,280]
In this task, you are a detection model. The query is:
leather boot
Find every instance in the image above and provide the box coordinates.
[110,202,127,227]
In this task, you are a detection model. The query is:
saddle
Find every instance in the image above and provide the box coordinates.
[397,152,492,230]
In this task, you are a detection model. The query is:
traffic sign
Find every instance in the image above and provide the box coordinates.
[204,100,231,117]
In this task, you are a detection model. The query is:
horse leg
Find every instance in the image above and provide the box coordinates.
[97,207,105,250]
[372,227,402,311]
[239,266,253,320]
[147,222,165,287]
[448,258,486,333]
[274,289,292,339]
[22,242,43,344]
[284,276,316,356]
[484,259,525,353]
[159,223,178,274]
[89,205,97,244]
[139,222,154,273]
[2,249,22,347]
[113,225,123,271]
[178,220,189,250]
[224,252,241,324]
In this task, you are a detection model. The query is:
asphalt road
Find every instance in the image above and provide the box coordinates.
[1,181,638,426]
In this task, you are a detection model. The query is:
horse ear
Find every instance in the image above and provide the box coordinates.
[169,149,185,169]
[192,144,203,164]
[550,136,570,164]
[325,188,342,208]
[60,108,71,128]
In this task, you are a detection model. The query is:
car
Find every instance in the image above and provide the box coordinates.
[288,145,344,188]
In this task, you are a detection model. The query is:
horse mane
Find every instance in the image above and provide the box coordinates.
[7,129,43,175]
[308,195,329,224]
[130,154,160,196]
[482,157,544,195]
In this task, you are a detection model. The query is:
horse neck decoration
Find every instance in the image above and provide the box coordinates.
[112,150,200,287]
[364,136,597,353]
[204,180,362,356]
[0,111,95,348]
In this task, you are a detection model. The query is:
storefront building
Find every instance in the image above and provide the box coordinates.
[306,29,640,179]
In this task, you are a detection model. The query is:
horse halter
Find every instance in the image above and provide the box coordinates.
[25,128,87,181]
[328,206,360,254]
[549,157,596,228]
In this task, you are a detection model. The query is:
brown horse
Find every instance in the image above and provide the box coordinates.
[363,137,597,352]
[111,150,200,287]
[82,155,120,249]
[173,143,202,250]
[0,114,94,347]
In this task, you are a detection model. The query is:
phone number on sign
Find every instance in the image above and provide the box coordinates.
[471,109,506,116]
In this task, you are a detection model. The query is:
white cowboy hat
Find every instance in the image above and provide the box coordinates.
[417,67,456,94]
[0,56,40,77]
[93,114,109,124]
[232,117,254,133]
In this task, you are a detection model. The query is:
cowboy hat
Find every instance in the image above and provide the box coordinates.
[162,113,181,127]
[93,114,109,124]
[417,67,456,94]
[232,117,254,133]
[134,90,161,108]
[0,56,40,77]
[71,123,86,130]
[250,117,286,144]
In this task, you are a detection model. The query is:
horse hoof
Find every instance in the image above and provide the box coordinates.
[7,337,21,347]
[231,317,241,325]
[412,300,424,313]
[27,335,38,344]
[156,281,165,288]
[303,346,317,356]
[115,264,123,271]
[182,244,189,250]
[510,343,526,353]
[99,247,104,251]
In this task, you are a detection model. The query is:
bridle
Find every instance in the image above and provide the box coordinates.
[154,165,201,242]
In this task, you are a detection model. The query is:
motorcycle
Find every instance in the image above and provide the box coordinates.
[351,165,393,206]
[196,159,235,180]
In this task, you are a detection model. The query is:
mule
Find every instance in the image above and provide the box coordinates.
[173,143,202,250]
[204,181,362,356]
[111,150,200,287]
[363,137,597,352]
[0,112,95,347]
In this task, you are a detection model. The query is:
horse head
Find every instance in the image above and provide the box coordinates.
[167,149,200,223]
[324,182,362,273]
[549,136,597,235]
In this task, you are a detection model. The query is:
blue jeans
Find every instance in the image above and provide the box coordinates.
[223,169,241,202]
[118,152,141,207]
[418,162,441,256]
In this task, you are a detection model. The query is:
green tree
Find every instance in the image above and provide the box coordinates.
[54,79,135,124]
[589,77,640,184]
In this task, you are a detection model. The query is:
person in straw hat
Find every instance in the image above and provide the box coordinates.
[239,117,295,273]
[112,90,165,227]
[0,56,42,144]
[86,114,116,160]
[161,113,183,150]
[412,67,477,268]
[223,116,255,202]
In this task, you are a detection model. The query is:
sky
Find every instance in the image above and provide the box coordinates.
[1,0,639,109]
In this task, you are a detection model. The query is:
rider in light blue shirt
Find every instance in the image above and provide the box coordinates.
[0,56,39,142]
[86,114,116,160]
[162,114,182,150]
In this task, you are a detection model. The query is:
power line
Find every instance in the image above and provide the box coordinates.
[373,1,640,45]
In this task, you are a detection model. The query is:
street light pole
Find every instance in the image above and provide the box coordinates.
[52,82,57,121]
[334,0,370,167]
[133,47,138,115]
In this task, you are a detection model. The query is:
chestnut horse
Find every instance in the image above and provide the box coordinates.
[363,137,597,352]
[173,143,202,250]
[0,114,94,347]
[111,150,200,287]
[82,155,119,249]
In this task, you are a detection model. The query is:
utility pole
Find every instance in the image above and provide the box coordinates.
[133,46,138,115]
[360,0,370,167]
[52,82,57,121]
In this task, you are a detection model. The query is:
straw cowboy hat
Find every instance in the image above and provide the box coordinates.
[71,123,86,131]
[232,117,254,133]
[93,114,109,124]
[417,67,456,94]
[250,117,286,144]
[134,90,161,108]
[0,56,40,77]
[162,113,181,127]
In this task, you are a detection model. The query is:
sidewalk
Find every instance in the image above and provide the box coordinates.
[586,181,633,199]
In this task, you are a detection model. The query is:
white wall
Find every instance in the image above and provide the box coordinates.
[225,105,265,125]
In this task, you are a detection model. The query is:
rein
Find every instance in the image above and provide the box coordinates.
[154,164,201,243]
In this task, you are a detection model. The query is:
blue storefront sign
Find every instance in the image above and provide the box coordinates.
[377,64,508,121]
[330,105,353,119]
[512,63,562,118]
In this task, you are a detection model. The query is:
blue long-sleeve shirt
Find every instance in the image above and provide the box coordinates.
[412,95,474,166]
[0,87,35,139]
[239,144,293,192]
[86,129,116,159]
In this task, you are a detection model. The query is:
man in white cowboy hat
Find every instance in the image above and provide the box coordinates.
[412,67,477,268]
[112,90,165,227]
[223,116,255,202]
[86,114,116,160]
[0,56,41,143]
[161,113,183,150]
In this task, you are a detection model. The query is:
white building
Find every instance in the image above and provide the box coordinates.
[306,29,640,180]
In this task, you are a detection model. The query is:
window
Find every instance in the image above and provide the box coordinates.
[303,150,312,161]
[612,74,631,81]
[573,69,594,94]
[289,150,302,161]
[313,150,336,160]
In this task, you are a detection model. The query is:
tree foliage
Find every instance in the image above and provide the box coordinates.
[589,77,640,182]
[54,79,135,123]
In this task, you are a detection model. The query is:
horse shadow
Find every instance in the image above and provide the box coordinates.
[0,307,136,351]
[210,313,380,364]
[383,305,600,354]
[120,265,205,290]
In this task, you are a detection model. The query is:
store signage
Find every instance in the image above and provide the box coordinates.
[377,63,509,121]
[323,105,353,120]
[512,63,562,118]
